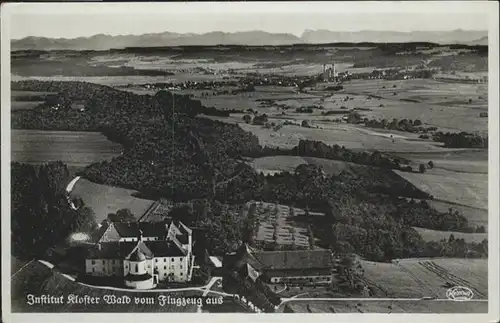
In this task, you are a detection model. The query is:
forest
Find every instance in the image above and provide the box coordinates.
[11,80,487,261]
[11,161,96,260]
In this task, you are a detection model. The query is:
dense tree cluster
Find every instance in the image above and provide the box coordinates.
[363,117,437,134]
[316,194,484,261]
[295,106,314,113]
[423,235,488,258]
[12,161,96,260]
[293,140,406,171]
[12,80,485,262]
[11,59,174,77]
[433,131,488,148]
[252,114,269,126]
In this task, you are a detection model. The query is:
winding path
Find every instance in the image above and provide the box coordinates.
[66,176,81,194]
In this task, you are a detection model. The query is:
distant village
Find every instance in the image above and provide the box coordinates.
[128,61,486,96]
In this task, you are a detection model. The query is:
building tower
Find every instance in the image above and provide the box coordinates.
[123,230,156,289]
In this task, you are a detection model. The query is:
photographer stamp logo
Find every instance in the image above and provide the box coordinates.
[446,286,474,301]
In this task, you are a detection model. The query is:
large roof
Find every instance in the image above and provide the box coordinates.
[253,249,333,270]
[95,220,192,243]
[239,263,261,281]
[146,240,187,257]
[113,221,171,239]
[87,240,187,259]
[129,248,147,262]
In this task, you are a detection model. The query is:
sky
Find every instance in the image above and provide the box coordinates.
[5,2,492,39]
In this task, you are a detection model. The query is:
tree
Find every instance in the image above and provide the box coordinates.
[12,161,97,260]
[253,114,268,126]
[347,111,362,124]
[419,164,426,173]
[428,161,434,169]
[108,208,136,222]
[476,226,486,233]
[243,114,252,124]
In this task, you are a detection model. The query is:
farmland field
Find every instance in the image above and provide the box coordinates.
[248,156,308,174]
[203,113,463,153]
[395,168,487,210]
[12,130,123,167]
[248,155,368,177]
[341,79,487,134]
[430,200,488,228]
[414,227,488,243]
[361,258,487,300]
[69,178,155,223]
[11,101,44,111]
[283,299,487,313]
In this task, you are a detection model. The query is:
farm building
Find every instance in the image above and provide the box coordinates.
[85,220,195,289]
[225,244,336,285]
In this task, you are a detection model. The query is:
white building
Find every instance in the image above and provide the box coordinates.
[85,220,195,289]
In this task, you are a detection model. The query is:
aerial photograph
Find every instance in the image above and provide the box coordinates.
[5,2,494,317]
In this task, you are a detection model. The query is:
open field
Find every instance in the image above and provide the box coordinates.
[414,227,488,243]
[392,149,488,174]
[342,78,487,105]
[12,130,123,167]
[11,259,201,312]
[248,156,308,174]
[284,299,487,313]
[361,258,487,300]
[395,168,487,210]
[248,155,368,177]
[11,101,44,111]
[70,178,155,223]
[11,90,58,97]
[200,95,263,112]
[201,113,464,153]
[392,148,488,229]
[430,200,488,228]
[341,79,487,134]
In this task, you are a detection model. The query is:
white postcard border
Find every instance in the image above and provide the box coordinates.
[1,2,499,323]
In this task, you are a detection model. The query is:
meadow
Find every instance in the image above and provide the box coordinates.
[283,299,487,313]
[236,119,451,152]
[341,79,487,134]
[395,168,487,210]
[392,148,488,229]
[430,200,488,228]
[360,257,487,300]
[69,178,155,223]
[414,227,488,243]
[11,101,44,111]
[248,155,369,177]
[11,130,123,167]
[11,89,56,111]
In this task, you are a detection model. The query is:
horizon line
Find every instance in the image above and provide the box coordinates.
[11,28,489,41]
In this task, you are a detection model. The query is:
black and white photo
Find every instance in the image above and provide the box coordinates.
[1,2,499,323]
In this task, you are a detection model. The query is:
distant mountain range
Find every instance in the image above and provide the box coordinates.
[301,29,488,46]
[11,29,488,51]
